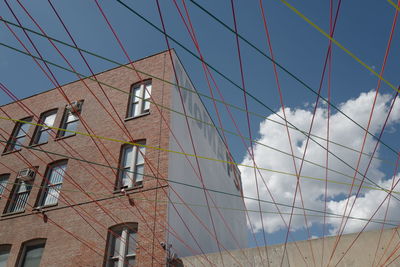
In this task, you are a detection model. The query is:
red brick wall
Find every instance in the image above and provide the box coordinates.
[0,51,174,266]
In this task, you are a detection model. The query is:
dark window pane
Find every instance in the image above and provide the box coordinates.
[17,123,31,138]
[112,234,121,257]
[134,165,144,183]
[108,259,119,267]
[127,232,136,253]
[37,130,49,144]
[5,118,32,152]
[21,244,44,267]
[0,245,11,267]
[61,130,74,137]
[0,176,8,197]
[14,136,26,150]
[124,257,135,267]
[65,120,78,133]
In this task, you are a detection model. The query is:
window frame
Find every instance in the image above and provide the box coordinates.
[5,180,33,214]
[30,109,58,146]
[57,100,83,138]
[37,160,67,208]
[3,116,33,153]
[126,80,152,119]
[4,168,36,214]
[232,165,242,192]
[226,152,232,177]
[0,174,10,199]
[116,142,146,190]
[17,238,46,267]
[104,223,137,267]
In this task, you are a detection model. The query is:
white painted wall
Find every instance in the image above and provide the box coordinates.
[182,228,400,266]
[167,52,248,257]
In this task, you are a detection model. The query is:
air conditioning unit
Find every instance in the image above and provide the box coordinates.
[17,168,35,182]
[66,101,82,113]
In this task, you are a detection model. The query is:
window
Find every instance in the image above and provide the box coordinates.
[58,101,83,138]
[226,152,232,177]
[127,81,151,118]
[18,239,46,267]
[38,161,67,207]
[31,110,57,145]
[117,142,145,189]
[4,117,32,153]
[0,244,11,267]
[233,166,242,192]
[0,174,9,199]
[105,224,137,267]
[5,170,36,214]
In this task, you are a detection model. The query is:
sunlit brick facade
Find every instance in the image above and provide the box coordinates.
[0,50,246,267]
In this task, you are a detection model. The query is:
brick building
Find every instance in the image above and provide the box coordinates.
[0,51,247,266]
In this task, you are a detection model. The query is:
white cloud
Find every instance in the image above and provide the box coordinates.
[240,90,400,236]
[327,177,400,234]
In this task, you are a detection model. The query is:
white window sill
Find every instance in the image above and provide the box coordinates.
[1,210,25,217]
[113,183,143,194]
[124,112,150,122]
[33,203,58,211]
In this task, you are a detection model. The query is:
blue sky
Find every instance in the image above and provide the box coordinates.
[2,0,400,249]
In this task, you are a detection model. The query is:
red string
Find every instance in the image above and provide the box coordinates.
[6,3,205,263]
[0,90,204,266]
[42,4,197,262]
[0,141,144,266]
[47,0,134,141]
[154,1,232,266]
[1,65,209,267]
[335,147,400,266]
[228,1,271,265]
[1,14,210,262]
[1,12,150,255]
[171,1,261,265]
[14,0,119,165]
[327,0,399,263]
[322,0,334,264]
[170,1,309,263]
[93,0,252,264]
[381,233,400,266]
